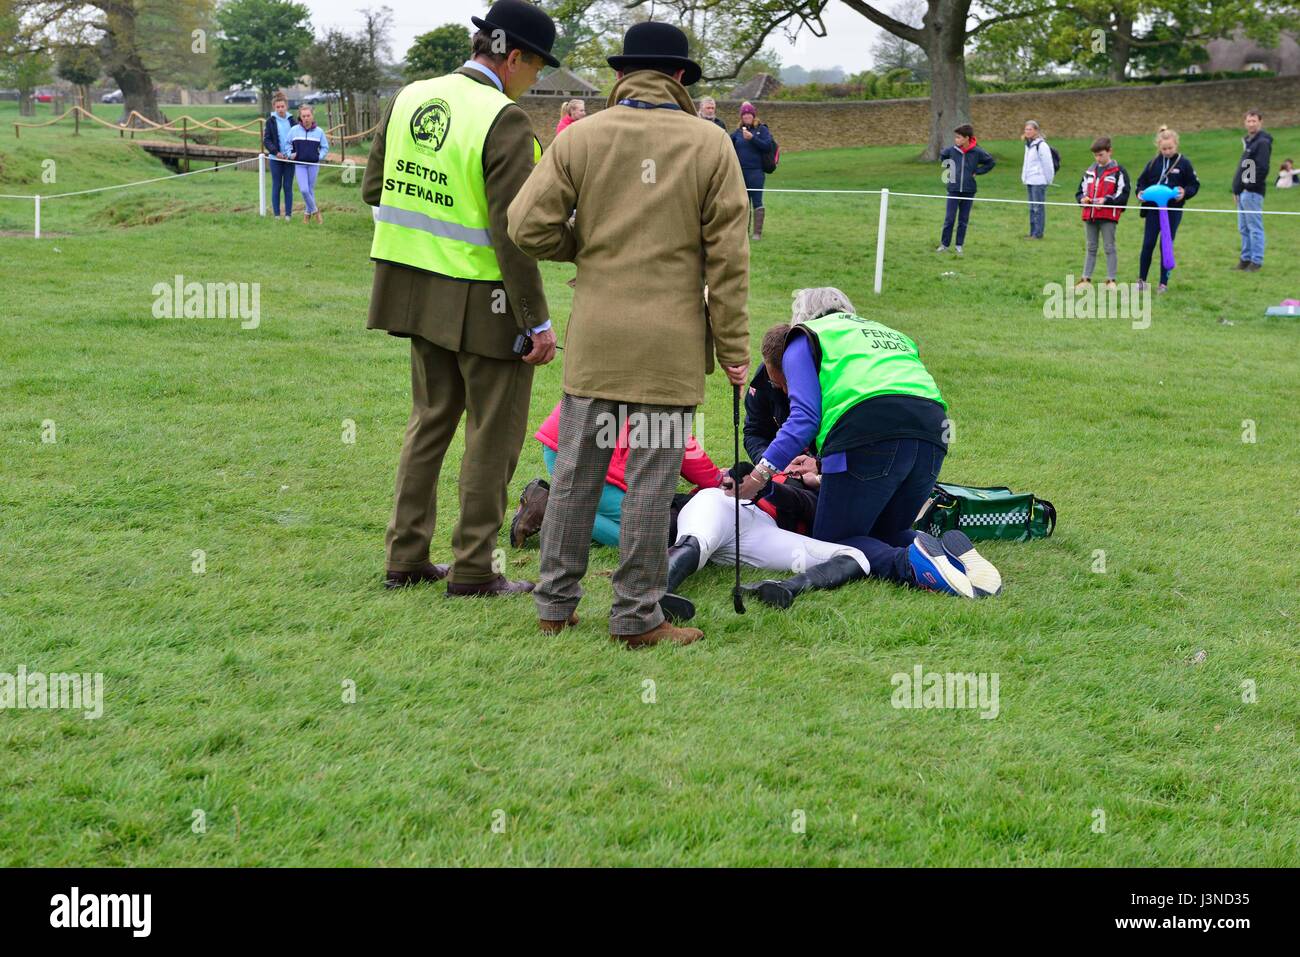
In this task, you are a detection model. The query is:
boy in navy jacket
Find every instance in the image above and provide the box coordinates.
[936,123,995,255]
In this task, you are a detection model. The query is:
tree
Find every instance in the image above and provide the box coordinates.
[404,23,470,80]
[12,0,216,124]
[57,44,102,110]
[300,28,377,102]
[0,34,51,116]
[869,0,929,80]
[973,2,1292,83]
[214,0,313,113]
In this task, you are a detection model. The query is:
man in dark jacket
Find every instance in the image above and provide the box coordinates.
[1232,109,1272,271]
[698,96,726,131]
[936,123,995,255]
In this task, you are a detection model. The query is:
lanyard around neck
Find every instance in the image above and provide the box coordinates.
[617,98,682,110]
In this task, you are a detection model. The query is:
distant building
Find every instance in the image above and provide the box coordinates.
[730,73,782,101]
[1204,30,1298,76]
[529,68,600,97]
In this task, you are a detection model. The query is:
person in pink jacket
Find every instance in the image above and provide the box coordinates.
[510,400,727,547]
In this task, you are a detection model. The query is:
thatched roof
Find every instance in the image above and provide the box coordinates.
[529,68,600,96]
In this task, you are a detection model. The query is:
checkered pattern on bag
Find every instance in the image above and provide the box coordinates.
[959,508,1030,528]
[535,394,693,635]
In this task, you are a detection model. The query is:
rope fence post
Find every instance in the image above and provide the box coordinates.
[258,153,266,217]
[34,194,40,239]
[874,187,889,294]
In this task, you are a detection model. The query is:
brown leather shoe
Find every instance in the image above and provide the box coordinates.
[539,612,579,634]
[383,562,450,589]
[509,478,550,548]
[614,620,704,649]
[446,575,535,597]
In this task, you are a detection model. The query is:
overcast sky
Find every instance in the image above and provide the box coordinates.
[300,0,885,74]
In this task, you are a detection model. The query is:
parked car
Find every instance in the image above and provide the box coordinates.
[223,89,259,104]
[301,90,338,105]
[101,89,124,103]
[35,91,54,103]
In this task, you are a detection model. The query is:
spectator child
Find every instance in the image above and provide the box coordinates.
[1075,136,1130,289]
[936,123,995,255]
[288,105,329,224]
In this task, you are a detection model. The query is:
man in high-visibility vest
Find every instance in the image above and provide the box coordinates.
[364,0,560,595]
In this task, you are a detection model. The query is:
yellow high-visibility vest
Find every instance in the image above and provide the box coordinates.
[370,72,541,280]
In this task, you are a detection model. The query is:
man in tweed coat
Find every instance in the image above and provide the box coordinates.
[508,22,751,647]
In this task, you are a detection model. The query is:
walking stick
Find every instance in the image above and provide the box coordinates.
[732,381,746,615]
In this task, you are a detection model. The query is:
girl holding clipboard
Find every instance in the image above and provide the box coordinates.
[288,105,330,224]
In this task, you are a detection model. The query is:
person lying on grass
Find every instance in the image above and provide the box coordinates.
[658,456,870,621]
[509,399,728,549]
[729,288,1002,603]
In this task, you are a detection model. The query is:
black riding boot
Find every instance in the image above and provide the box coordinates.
[660,536,702,622]
[742,554,866,610]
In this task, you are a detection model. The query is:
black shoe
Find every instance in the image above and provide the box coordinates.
[1235,259,1250,270]
[660,536,702,622]
[741,554,867,610]
[659,593,696,622]
[1245,262,1262,272]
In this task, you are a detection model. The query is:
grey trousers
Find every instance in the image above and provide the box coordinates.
[535,393,692,635]
[1083,219,1118,280]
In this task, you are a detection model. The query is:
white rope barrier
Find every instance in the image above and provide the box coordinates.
[3,147,1295,253]
[760,186,1300,216]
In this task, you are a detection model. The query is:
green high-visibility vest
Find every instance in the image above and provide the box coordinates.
[370,72,541,281]
[793,312,947,453]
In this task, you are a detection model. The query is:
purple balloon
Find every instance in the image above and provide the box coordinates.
[1143,183,1179,273]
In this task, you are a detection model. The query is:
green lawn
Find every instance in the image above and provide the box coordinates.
[1,101,1297,865]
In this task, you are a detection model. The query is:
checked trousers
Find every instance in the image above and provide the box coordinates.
[535,393,692,635]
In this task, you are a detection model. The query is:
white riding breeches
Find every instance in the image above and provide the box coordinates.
[674,487,870,575]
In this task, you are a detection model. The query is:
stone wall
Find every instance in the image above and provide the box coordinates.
[521,76,1300,152]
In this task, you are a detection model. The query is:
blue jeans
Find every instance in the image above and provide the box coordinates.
[1026,184,1046,237]
[742,167,765,208]
[269,157,294,216]
[1139,209,1182,285]
[941,194,973,247]
[542,446,624,547]
[1236,191,1264,264]
[811,438,945,585]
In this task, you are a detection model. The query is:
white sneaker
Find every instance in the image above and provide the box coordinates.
[955,245,964,256]
[939,530,1002,597]
[935,244,948,253]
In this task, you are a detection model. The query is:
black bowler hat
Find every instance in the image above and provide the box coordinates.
[472,0,560,68]
[607,21,702,86]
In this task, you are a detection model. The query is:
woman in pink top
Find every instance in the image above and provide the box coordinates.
[511,400,726,548]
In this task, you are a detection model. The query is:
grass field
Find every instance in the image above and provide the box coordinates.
[1,100,1297,866]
